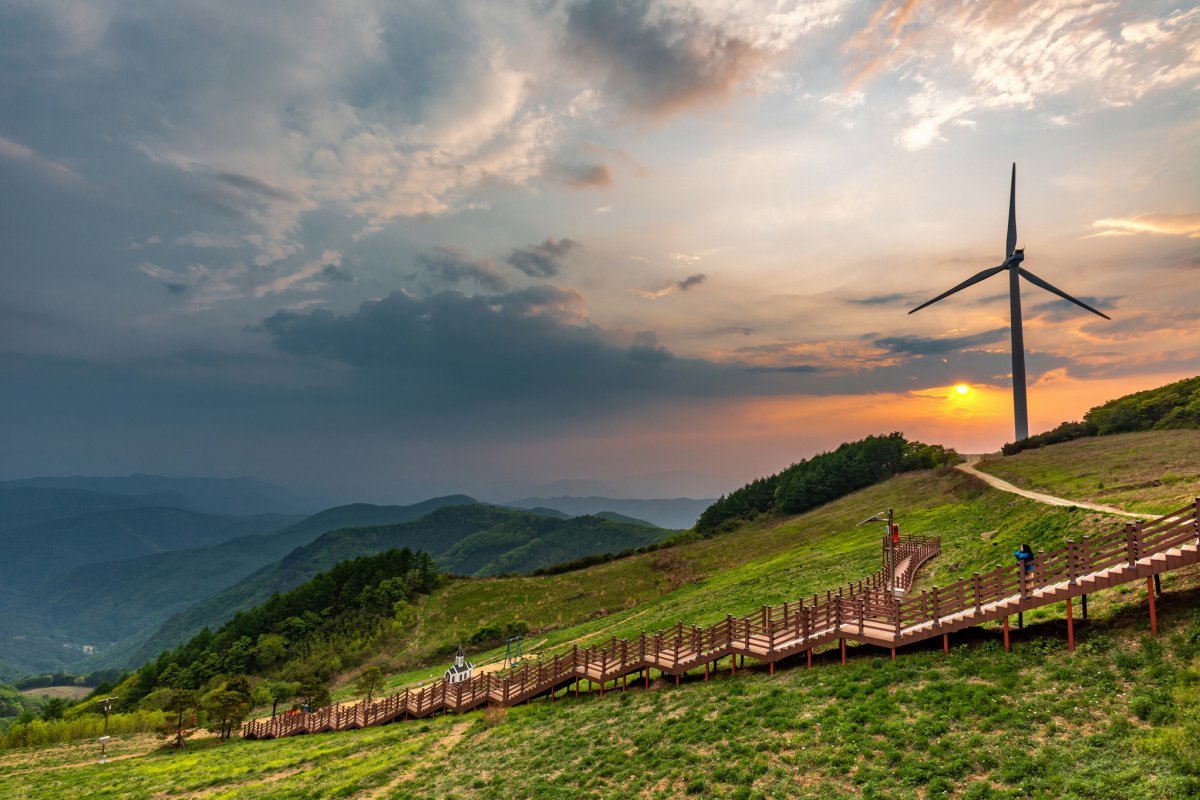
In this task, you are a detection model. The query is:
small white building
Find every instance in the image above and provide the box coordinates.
[444,646,474,684]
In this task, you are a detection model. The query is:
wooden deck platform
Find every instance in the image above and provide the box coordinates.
[243,500,1199,740]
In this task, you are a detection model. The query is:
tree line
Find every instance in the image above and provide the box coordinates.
[58,547,444,747]
[1003,374,1200,455]
[695,433,957,534]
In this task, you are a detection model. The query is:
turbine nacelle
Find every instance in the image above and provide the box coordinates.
[1006,248,1025,267]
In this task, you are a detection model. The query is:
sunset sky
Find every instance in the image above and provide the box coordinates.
[3,0,1198,502]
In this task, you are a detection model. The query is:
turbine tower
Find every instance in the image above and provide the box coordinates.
[909,164,1110,442]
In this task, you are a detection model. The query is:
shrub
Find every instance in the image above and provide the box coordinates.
[0,710,167,749]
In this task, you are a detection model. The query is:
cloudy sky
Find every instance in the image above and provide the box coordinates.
[3,0,1198,503]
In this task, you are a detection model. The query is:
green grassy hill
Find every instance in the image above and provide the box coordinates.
[9,600,1195,799]
[369,467,1125,689]
[977,429,1200,516]
[3,436,1198,799]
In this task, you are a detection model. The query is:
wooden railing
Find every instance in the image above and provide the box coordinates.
[244,500,1199,740]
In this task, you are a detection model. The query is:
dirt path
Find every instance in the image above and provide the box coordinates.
[957,456,1144,519]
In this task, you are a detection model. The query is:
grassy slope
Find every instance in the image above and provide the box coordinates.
[366,467,1122,692]
[975,430,1200,515]
[4,438,1200,799]
[4,587,1197,799]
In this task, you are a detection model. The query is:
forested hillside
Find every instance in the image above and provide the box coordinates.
[28,495,479,649]
[695,433,956,533]
[1004,374,1200,454]
[2,497,478,675]
[117,505,670,669]
[119,548,441,709]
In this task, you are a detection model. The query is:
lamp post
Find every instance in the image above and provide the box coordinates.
[858,508,897,593]
[98,696,117,763]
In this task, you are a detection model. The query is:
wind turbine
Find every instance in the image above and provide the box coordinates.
[909,164,1110,442]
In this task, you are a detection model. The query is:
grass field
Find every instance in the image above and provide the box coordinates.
[4,435,1199,798]
[3,578,1197,799]
[352,467,1127,695]
[975,430,1200,515]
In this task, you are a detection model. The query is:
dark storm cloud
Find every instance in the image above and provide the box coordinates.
[320,265,355,283]
[565,0,761,117]
[637,273,706,299]
[554,162,613,188]
[1030,295,1117,322]
[849,293,909,306]
[874,327,1008,356]
[628,330,673,364]
[254,287,1087,420]
[418,247,509,291]
[215,172,300,203]
[257,287,739,414]
[746,365,822,374]
[504,238,580,278]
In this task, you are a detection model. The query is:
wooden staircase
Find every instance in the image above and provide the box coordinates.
[243,499,1199,740]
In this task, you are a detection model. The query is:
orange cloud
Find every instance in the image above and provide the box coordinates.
[1086,213,1200,238]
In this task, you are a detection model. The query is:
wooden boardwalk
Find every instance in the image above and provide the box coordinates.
[243,500,1199,740]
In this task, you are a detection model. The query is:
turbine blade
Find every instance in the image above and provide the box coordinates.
[1018,267,1111,320]
[908,265,1006,314]
[1006,163,1017,257]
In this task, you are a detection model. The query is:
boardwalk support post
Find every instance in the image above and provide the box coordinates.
[1082,593,1088,620]
[943,632,949,654]
[1148,577,1158,635]
[1003,616,1011,652]
[1066,597,1075,652]
[806,648,812,669]
[840,638,847,666]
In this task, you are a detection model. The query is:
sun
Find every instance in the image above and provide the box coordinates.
[954,384,971,396]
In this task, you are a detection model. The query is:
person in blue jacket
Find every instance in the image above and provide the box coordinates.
[1015,544,1035,573]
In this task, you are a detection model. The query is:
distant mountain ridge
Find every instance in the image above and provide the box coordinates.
[0,507,300,592]
[0,474,317,516]
[2,496,478,675]
[505,496,712,529]
[0,486,195,531]
[116,503,670,668]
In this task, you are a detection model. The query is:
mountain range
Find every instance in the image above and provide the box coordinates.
[504,496,712,529]
[0,476,681,677]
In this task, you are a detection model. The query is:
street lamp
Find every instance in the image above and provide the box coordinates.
[858,508,896,594]
[98,696,118,764]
